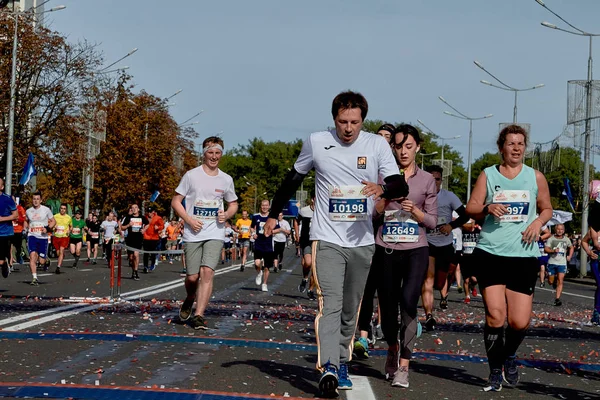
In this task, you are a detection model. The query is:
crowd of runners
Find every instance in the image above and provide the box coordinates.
[1,90,599,397]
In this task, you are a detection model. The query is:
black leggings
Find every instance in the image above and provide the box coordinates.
[377,245,429,359]
[357,251,382,332]
[143,239,159,268]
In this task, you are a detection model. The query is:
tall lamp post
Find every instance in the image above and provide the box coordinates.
[420,151,438,169]
[473,60,544,123]
[416,119,461,190]
[535,0,600,277]
[439,96,493,201]
[244,176,258,214]
[3,2,66,195]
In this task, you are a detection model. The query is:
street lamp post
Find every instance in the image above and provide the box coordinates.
[535,0,600,277]
[244,176,258,214]
[438,97,493,201]
[416,119,461,190]
[420,151,438,169]
[3,3,66,195]
[473,60,544,123]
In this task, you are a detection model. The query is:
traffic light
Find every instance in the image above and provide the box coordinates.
[0,0,9,9]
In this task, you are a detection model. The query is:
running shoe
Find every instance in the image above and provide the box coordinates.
[255,270,263,285]
[143,267,148,274]
[261,283,268,292]
[1,263,9,278]
[391,365,409,388]
[307,289,316,300]
[483,369,503,392]
[179,297,194,321]
[272,267,278,273]
[554,298,562,307]
[189,315,208,330]
[30,278,39,286]
[540,281,545,288]
[384,344,399,380]
[338,363,352,390]
[148,264,156,272]
[133,272,140,281]
[240,265,244,272]
[353,337,369,360]
[55,266,61,274]
[457,286,463,293]
[375,324,384,340]
[471,285,478,298]
[503,355,519,386]
[298,278,308,293]
[440,296,448,310]
[318,362,339,398]
[92,260,97,265]
[591,310,600,325]
[464,296,471,304]
[424,314,436,331]
[416,321,423,338]
[278,263,283,271]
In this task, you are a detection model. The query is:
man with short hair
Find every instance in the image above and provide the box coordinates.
[25,191,55,285]
[251,200,280,291]
[263,91,409,397]
[142,207,164,273]
[100,212,119,266]
[0,179,17,279]
[172,136,238,330]
[119,204,148,280]
[234,210,252,271]
[69,209,86,269]
[53,203,72,274]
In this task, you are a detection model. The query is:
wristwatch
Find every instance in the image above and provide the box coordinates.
[482,205,489,215]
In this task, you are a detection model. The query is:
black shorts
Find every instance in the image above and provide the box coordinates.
[88,238,99,247]
[460,253,476,278]
[70,237,82,245]
[472,248,539,296]
[254,249,275,269]
[126,238,143,255]
[428,243,455,273]
[452,250,463,266]
[0,236,10,261]
[223,242,232,249]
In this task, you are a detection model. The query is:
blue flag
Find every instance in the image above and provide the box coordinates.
[19,152,36,185]
[562,177,575,212]
[150,190,160,202]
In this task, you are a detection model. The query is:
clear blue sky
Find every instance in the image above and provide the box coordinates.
[48,0,600,168]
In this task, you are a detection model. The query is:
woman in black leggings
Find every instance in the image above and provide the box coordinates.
[373,124,437,388]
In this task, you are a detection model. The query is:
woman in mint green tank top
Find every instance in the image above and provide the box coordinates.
[465,125,553,392]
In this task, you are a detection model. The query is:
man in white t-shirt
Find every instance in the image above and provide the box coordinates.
[171,136,238,330]
[273,212,291,271]
[25,191,55,286]
[263,91,409,397]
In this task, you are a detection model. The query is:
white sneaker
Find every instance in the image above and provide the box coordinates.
[261,283,268,292]
[255,270,263,285]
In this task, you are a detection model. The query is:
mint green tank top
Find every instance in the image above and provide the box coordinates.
[476,164,539,258]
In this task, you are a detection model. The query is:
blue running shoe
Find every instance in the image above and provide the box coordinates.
[319,362,339,398]
[338,363,352,390]
[353,337,369,360]
[483,369,503,392]
[503,356,519,386]
[416,321,423,338]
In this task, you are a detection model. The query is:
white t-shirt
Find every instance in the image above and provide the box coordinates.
[101,220,119,239]
[427,189,463,247]
[274,219,291,243]
[294,130,399,247]
[224,227,234,243]
[26,205,54,239]
[175,166,238,242]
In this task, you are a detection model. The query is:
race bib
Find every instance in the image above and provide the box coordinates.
[382,210,419,243]
[462,233,479,255]
[193,199,221,220]
[328,185,367,221]
[30,221,45,234]
[428,216,448,237]
[130,218,143,233]
[91,232,99,239]
[493,190,530,222]
[258,222,265,235]
[538,241,546,257]
[72,227,81,235]
[241,226,249,233]
[56,225,66,235]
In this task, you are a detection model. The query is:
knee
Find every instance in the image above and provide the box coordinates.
[485,308,506,327]
[200,267,215,281]
[507,319,529,331]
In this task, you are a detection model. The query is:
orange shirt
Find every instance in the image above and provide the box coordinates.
[166,224,179,241]
[143,215,164,241]
[13,205,26,234]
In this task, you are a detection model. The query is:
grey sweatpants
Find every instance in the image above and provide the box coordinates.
[312,240,375,371]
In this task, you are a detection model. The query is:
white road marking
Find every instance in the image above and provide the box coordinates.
[346,375,377,400]
[537,287,593,300]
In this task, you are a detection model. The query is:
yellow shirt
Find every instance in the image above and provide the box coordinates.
[54,214,72,238]
[236,218,252,239]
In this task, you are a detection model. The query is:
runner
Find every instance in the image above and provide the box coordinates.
[100,212,119,266]
[273,212,291,271]
[294,196,315,298]
[0,179,17,279]
[69,209,86,269]
[171,136,238,330]
[538,225,551,287]
[119,204,148,280]
[251,199,279,290]
[544,224,573,306]
[24,191,55,285]
[263,91,409,397]
[422,164,468,329]
[234,210,252,271]
[369,124,437,388]
[52,203,72,274]
[85,214,101,265]
[581,229,600,325]
[466,124,552,391]
[10,195,26,270]
[221,220,234,264]
[460,219,480,304]
[165,218,180,264]
[142,207,164,273]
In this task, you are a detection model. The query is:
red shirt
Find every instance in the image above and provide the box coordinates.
[143,214,164,241]
[13,205,26,234]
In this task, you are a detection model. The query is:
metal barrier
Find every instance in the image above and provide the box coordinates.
[109,244,123,299]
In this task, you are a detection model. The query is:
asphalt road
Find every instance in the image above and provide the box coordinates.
[0,247,598,400]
